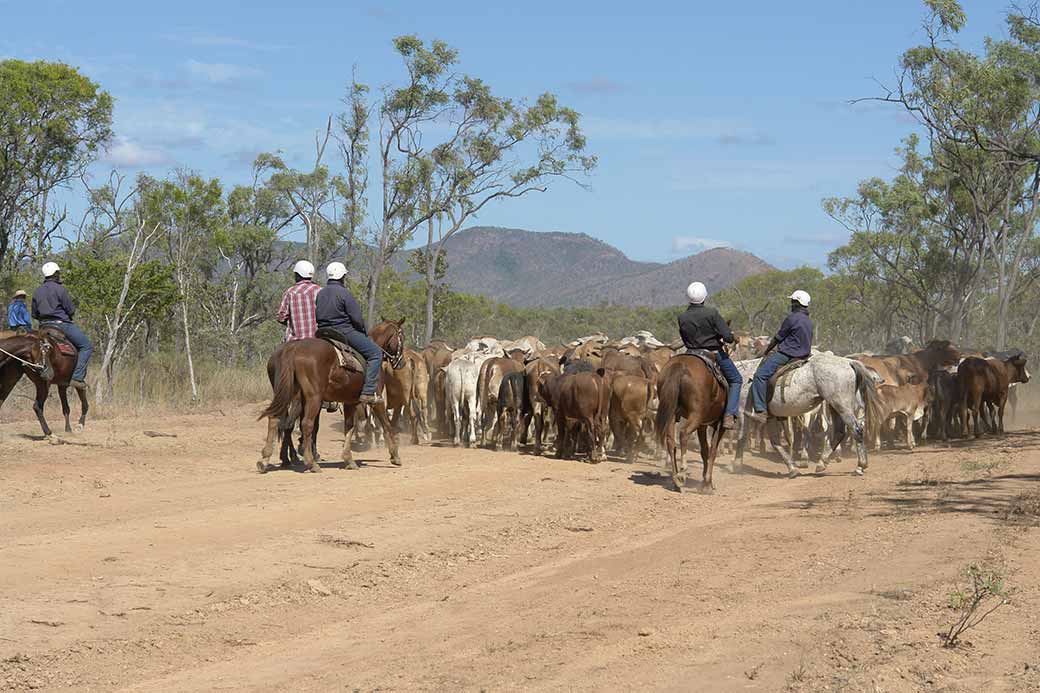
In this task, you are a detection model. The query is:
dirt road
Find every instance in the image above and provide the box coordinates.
[2,410,1039,691]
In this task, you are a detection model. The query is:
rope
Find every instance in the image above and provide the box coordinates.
[0,346,46,371]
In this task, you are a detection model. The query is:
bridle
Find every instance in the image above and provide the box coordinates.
[0,337,52,377]
[380,322,406,370]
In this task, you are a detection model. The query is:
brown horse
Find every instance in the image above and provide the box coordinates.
[257,319,406,473]
[0,329,88,438]
[653,355,727,493]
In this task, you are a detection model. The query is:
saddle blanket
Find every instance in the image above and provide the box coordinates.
[314,328,365,373]
[681,349,728,392]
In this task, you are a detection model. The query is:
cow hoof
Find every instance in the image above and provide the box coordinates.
[700,484,715,495]
[814,463,827,474]
[342,459,358,470]
[730,463,743,474]
[787,467,798,479]
[47,434,61,446]
[794,459,809,469]
[307,465,322,473]
[854,467,865,477]
[73,424,84,433]
[256,461,269,474]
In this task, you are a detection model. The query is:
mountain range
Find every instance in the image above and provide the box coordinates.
[396,226,775,308]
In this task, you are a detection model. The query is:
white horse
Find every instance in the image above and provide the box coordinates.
[732,352,883,477]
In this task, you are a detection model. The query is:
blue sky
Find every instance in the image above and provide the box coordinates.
[1,0,1009,268]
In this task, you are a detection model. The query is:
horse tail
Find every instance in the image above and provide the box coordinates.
[850,360,883,437]
[259,350,298,420]
[654,366,681,448]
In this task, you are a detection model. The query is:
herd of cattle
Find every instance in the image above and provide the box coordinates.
[359,330,1030,472]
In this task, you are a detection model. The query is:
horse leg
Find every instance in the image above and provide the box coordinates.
[73,384,88,430]
[829,400,866,475]
[300,397,322,472]
[257,416,281,473]
[697,426,711,492]
[31,379,53,439]
[703,422,725,492]
[732,414,747,474]
[341,404,358,469]
[371,400,401,466]
[766,418,797,477]
[58,387,72,433]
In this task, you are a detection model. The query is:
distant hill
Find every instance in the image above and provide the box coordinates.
[396,226,775,308]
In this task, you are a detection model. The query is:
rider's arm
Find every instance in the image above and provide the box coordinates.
[276,291,291,325]
[714,312,735,344]
[60,286,76,319]
[343,292,368,335]
[762,337,780,356]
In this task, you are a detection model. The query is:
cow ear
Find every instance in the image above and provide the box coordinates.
[596,368,606,378]
[559,355,567,365]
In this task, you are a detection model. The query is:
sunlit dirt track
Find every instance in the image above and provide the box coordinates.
[2,408,1039,691]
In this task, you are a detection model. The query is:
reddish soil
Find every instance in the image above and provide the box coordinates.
[1,405,1039,691]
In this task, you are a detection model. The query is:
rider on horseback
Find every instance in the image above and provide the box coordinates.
[678,282,743,429]
[7,290,32,333]
[747,290,814,423]
[31,262,92,391]
[277,260,320,341]
[315,262,383,405]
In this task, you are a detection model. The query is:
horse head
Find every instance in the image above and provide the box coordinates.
[372,318,407,370]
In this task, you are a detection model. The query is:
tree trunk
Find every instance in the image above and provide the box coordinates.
[179,290,199,401]
[366,256,383,330]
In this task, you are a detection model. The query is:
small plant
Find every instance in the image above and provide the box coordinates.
[941,563,1011,648]
[1004,491,1040,526]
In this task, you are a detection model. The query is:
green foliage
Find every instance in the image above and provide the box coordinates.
[62,252,178,335]
[0,59,113,269]
[943,562,1011,648]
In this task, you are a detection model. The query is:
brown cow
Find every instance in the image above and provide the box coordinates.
[524,356,560,454]
[872,376,931,450]
[609,374,654,462]
[476,356,523,446]
[541,370,609,462]
[380,349,431,445]
[957,352,1029,437]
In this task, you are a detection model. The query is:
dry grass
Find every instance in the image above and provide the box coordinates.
[0,355,271,424]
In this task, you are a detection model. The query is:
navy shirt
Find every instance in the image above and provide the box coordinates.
[678,304,734,351]
[775,307,813,358]
[315,280,367,335]
[31,279,76,322]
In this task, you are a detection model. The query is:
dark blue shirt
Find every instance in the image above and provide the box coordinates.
[315,280,367,335]
[31,279,76,323]
[7,299,32,328]
[775,308,813,358]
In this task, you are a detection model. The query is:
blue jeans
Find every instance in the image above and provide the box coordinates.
[716,352,743,416]
[343,330,383,395]
[49,321,93,382]
[751,352,792,414]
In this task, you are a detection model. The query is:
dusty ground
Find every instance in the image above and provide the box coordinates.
[2,401,1040,691]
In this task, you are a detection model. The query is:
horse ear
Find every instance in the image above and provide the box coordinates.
[397,317,406,326]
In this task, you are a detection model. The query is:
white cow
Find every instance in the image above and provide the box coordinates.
[445,348,503,447]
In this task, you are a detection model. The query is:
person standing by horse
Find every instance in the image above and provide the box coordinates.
[31,262,92,391]
[277,260,320,341]
[678,281,743,429]
[315,261,383,405]
[747,290,813,423]
[7,290,32,333]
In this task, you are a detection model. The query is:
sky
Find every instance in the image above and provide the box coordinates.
[0,0,1011,269]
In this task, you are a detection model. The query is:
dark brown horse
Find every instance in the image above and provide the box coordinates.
[257,319,406,473]
[653,355,727,493]
[0,329,88,438]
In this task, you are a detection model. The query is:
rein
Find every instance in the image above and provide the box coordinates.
[379,323,406,369]
[0,344,48,372]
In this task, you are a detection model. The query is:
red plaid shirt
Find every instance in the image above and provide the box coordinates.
[277,280,321,341]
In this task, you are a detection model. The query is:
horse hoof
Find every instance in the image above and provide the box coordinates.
[47,435,61,446]
[787,468,798,479]
[390,457,402,467]
[794,459,809,469]
[307,465,322,473]
[256,461,269,474]
[672,477,685,493]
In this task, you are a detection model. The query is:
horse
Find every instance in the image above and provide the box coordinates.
[653,355,728,493]
[0,329,88,438]
[734,352,883,478]
[263,341,325,467]
[257,319,407,473]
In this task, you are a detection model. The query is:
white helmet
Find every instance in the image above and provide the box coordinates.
[686,281,707,305]
[326,262,347,281]
[789,290,811,307]
[42,262,60,278]
[292,260,315,278]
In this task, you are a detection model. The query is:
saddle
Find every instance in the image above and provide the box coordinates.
[766,356,810,404]
[40,327,78,356]
[314,328,365,373]
[681,349,728,392]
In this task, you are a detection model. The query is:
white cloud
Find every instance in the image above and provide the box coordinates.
[184,59,261,84]
[103,137,173,168]
[671,236,733,254]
